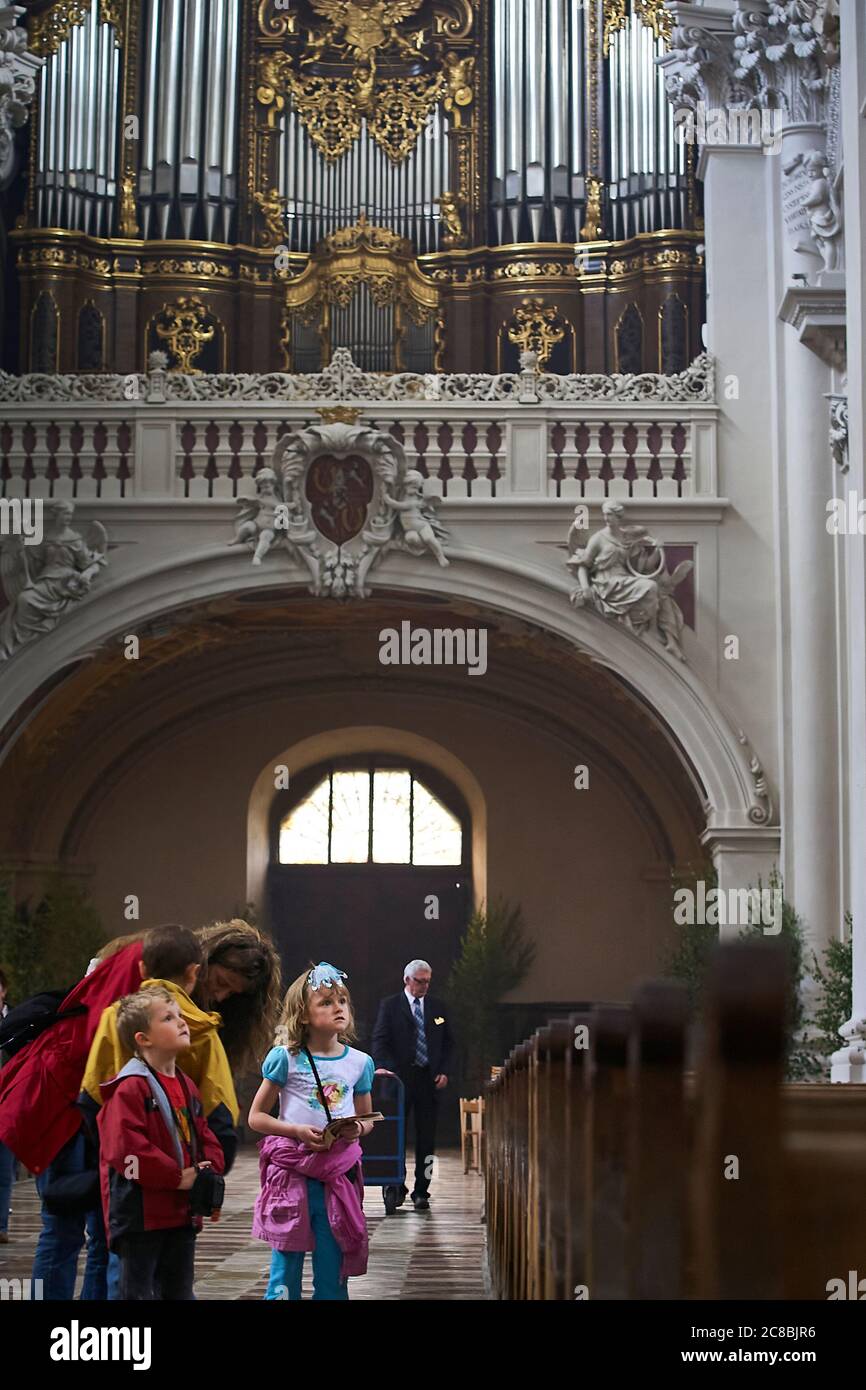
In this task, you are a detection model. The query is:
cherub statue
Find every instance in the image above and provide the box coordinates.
[436,191,465,248]
[801,149,843,272]
[0,501,108,661]
[442,50,474,127]
[253,188,287,247]
[383,469,449,567]
[230,468,286,566]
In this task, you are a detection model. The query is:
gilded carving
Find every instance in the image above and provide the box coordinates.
[254,187,287,246]
[118,174,139,239]
[436,191,465,248]
[580,176,603,242]
[506,298,566,369]
[604,0,672,58]
[30,0,124,55]
[154,297,215,373]
[442,49,474,128]
[255,1,474,164]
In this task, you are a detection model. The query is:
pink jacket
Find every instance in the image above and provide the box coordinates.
[252,1135,368,1279]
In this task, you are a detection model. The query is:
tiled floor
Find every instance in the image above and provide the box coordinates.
[0,1148,489,1301]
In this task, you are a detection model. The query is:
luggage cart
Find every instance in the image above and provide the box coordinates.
[361,1069,406,1215]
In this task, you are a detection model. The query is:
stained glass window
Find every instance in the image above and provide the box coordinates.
[278,767,463,866]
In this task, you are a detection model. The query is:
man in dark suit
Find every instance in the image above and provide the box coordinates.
[371,959,454,1211]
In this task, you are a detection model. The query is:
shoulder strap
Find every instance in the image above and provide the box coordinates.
[145,1063,199,1166]
[303,1046,333,1123]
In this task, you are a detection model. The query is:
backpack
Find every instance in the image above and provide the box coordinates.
[0,988,85,1058]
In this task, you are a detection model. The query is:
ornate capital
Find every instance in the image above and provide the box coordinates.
[661,1,840,125]
[0,1,42,191]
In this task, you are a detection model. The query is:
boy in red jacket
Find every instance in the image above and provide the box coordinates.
[98,987,225,1300]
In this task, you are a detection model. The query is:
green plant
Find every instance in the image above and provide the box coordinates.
[663,865,823,1079]
[663,861,719,1013]
[737,869,822,1080]
[445,898,536,1098]
[0,872,106,1004]
[811,915,853,1060]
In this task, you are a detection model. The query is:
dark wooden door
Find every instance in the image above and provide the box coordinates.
[267,864,470,1049]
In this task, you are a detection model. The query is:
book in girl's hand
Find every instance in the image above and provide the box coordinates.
[319,1112,385,1149]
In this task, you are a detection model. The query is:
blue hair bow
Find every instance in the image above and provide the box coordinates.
[307,961,348,991]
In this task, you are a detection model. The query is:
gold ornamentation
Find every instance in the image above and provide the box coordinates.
[30,1,124,54]
[604,0,673,57]
[118,174,139,239]
[317,406,362,425]
[283,215,438,354]
[303,0,425,71]
[433,310,445,371]
[442,50,474,128]
[258,0,296,37]
[436,191,465,248]
[280,67,444,163]
[141,259,234,277]
[154,297,215,373]
[636,0,673,46]
[253,188,287,246]
[30,2,90,55]
[492,261,575,279]
[580,176,603,242]
[506,297,566,369]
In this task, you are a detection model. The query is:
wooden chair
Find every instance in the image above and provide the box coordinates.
[459,1096,485,1174]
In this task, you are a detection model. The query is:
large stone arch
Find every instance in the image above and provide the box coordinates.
[0,542,779,891]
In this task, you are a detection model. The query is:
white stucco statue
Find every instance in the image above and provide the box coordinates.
[0,500,108,660]
[383,469,450,568]
[229,466,288,566]
[567,499,693,661]
[802,150,843,272]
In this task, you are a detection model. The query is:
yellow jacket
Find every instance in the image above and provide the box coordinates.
[81,978,240,1124]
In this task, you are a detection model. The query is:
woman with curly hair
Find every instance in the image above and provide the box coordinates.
[192,920,282,1075]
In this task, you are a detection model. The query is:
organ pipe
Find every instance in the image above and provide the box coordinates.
[35,0,119,236]
[491,0,586,244]
[138,0,240,241]
[278,107,449,255]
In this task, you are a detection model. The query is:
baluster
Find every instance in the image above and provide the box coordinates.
[116,422,132,499]
[550,422,566,498]
[483,422,502,499]
[180,422,197,499]
[435,422,453,497]
[646,422,663,497]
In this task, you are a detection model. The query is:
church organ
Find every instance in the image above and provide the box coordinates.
[11,0,704,375]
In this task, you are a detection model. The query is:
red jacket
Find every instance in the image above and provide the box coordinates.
[98,1059,225,1246]
[0,943,144,1173]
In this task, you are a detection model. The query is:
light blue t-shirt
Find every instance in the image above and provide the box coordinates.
[262,1044,375,1129]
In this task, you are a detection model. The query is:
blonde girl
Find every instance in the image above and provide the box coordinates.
[249,962,374,1301]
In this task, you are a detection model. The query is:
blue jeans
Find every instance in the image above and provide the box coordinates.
[265,1178,349,1301]
[32,1129,108,1300]
[0,1140,16,1233]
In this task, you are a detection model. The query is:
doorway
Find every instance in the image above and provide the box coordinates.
[266,757,472,1047]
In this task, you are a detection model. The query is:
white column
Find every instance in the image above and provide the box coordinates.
[774,121,840,954]
[832,0,866,1081]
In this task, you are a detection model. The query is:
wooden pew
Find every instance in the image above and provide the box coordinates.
[627,980,690,1299]
[584,1005,631,1299]
[484,942,866,1301]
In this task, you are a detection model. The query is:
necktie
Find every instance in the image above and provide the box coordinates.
[413,999,428,1066]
